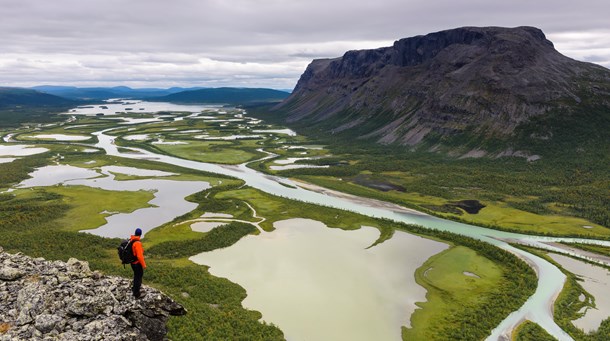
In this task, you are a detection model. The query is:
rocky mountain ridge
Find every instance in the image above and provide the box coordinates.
[0,246,185,340]
[273,26,610,153]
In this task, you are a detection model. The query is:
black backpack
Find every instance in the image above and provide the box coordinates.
[118,239,137,266]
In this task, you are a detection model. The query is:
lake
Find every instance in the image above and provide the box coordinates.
[191,218,449,341]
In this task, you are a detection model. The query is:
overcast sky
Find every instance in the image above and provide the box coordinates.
[1,0,609,90]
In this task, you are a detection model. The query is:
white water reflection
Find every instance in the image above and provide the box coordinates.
[103,165,176,177]
[0,144,48,156]
[152,139,188,145]
[191,222,225,233]
[64,100,220,116]
[24,134,91,141]
[269,164,329,171]
[123,134,150,141]
[16,164,209,238]
[270,157,329,171]
[191,218,448,341]
[548,253,610,333]
[18,165,100,187]
[198,134,261,140]
[252,128,297,136]
[0,157,17,164]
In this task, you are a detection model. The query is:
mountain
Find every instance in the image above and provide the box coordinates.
[150,87,290,105]
[0,87,74,108]
[271,26,610,156]
[31,86,205,100]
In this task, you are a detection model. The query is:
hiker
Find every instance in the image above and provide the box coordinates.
[130,228,147,298]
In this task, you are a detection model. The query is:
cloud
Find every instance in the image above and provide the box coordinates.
[0,0,608,88]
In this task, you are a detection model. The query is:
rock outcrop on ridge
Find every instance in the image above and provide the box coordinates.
[273,26,610,149]
[0,246,186,341]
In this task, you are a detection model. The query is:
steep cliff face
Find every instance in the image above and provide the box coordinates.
[0,247,186,340]
[274,26,610,148]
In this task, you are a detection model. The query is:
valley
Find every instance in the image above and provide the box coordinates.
[1,101,609,340]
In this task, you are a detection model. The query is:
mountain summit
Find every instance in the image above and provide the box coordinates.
[272,26,610,154]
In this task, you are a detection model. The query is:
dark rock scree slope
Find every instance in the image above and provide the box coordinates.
[273,26,610,149]
[0,247,185,341]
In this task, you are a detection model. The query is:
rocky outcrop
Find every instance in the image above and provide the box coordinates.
[0,246,186,341]
[273,26,610,149]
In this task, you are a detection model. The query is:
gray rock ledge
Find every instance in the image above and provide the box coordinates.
[0,247,186,340]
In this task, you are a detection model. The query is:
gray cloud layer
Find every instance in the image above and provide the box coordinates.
[1,0,609,89]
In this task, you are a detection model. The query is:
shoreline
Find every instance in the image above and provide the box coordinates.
[291,179,429,217]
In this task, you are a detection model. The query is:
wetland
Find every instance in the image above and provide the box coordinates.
[1,101,609,340]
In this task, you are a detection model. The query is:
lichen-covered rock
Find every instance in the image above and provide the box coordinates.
[0,249,186,340]
[0,266,26,281]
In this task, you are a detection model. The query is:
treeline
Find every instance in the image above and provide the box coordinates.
[562,243,610,256]
[0,153,50,187]
[147,221,256,258]
[0,190,118,271]
[513,321,558,341]
[275,146,609,228]
[0,105,72,127]
[553,260,610,340]
[386,219,538,340]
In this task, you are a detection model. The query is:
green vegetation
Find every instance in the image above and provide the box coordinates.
[152,140,259,164]
[44,185,155,232]
[249,104,609,236]
[397,230,536,340]
[0,152,51,189]
[147,222,257,258]
[0,87,75,127]
[562,242,610,256]
[0,106,70,127]
[405,246,504,340]
[216,186,393,239]
[513,321,557,341]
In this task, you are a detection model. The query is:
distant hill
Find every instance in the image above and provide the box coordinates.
[150,87,290,105]
[270,26,610,157]
[31,86,205,100]
[0,87,74,108]
[0,87,76,127]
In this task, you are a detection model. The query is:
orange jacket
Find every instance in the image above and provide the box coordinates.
[129,235,147,269]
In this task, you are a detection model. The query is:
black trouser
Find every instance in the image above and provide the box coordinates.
[131,263,144,297]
